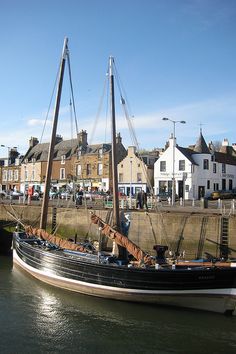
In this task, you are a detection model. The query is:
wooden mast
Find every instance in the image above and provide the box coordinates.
[109,56,120,230]
[40,37,68,230]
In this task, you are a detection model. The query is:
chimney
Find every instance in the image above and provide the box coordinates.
[77,130,88,146]
[222,138,229,147]
[128,146,136,156]
[55,135,63,144]
[29,137,39,148]
[116,132,122,144]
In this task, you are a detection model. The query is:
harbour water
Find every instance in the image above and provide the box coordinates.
[0,254,236,354]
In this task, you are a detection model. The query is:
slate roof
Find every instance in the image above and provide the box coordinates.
[176,146,199,165]
[193,132,210,154]
[214,151,236,166]
[22,139,113,163]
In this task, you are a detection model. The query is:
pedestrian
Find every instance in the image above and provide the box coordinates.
[75,188,83,208]
[136,190,143,209]
[141,190,148,210]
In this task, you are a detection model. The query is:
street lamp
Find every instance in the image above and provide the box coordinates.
[162,117,186,205]
[130,157,133,208]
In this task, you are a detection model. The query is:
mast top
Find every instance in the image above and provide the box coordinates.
[62,37,69,59]
[109,56,114,77]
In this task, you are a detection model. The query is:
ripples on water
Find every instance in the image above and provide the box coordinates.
[0,255,236,354]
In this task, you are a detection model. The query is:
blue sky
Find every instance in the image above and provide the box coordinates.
[1,0,236,156]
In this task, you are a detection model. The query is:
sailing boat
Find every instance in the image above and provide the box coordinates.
[12,38,236,315]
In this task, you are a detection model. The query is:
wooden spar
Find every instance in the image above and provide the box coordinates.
[40,37,68,230]
[91,214,154,265]
[109,56,120,229]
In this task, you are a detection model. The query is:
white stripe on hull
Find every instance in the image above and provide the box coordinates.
[13,250,236,315]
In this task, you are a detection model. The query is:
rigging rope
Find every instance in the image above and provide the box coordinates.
[112,61,154,195]
[67,49,79,136]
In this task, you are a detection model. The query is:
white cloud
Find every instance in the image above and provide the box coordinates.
[1,93,235,157]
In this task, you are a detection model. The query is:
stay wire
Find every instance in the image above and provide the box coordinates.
[89,64,109,145]
[67,49,79,136]
[113,60,154,194]
[40,63,61,143]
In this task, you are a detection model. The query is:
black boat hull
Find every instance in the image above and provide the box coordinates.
[13,234,236,315]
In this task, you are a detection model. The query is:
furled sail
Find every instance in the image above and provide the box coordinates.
[24,225,90,253]
[91,214,155,265]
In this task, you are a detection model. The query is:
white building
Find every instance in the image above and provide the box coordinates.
[154,132,236,200]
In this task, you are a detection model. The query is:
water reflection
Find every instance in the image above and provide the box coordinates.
[1,257,236,354]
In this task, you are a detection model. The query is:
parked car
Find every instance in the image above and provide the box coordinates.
[49,190,60,199]
[60,192,73,200]
[156,192,179,201]
[12,191,23,196]
[210,190,234,200]
[0,191,7,199]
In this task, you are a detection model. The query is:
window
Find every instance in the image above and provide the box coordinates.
[8,170,13,181]
[222,179,226,190]
[213,163,216,173]
[24,169,28,181]
[97,163,103,176]
[222,163,226,173]
[61,155,66,164]
[137,173,142,182]
[76,164,81,176]
[3,170,7,181]
[207,180,210,189]
[86,164,91,176]
[160,161,166,172]
[13,170,19,181]
[119,173,123,182]
[214,183,219,191]
[229,179,233,190]
[203,159,209,170]
[60,168,66,180]
[32,169,35,181]
[179,160,185,171]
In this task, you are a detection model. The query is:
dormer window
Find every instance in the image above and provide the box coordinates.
[61,155,66,164]
[98,148,103,158]
[25,158,28,164]
[32,157,36,164]
[77,149,82,158]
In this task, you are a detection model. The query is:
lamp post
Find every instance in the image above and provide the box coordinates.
[130,157,133,208]
[162,117,186,206]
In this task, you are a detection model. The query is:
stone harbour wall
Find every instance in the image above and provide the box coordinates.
[1,204,236,260]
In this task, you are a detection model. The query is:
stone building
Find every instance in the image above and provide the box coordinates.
[1,148,21,192]
[117,146,160,196]
[74,131,127,192]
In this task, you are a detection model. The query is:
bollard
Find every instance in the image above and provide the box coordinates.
[192,199,195,207]
[217,198,222,209]
[201,197,208,209]
[231,199,235,214]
